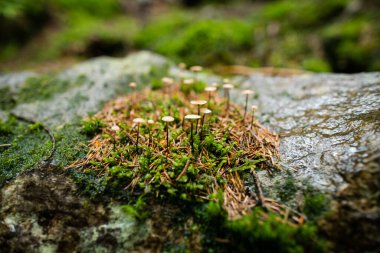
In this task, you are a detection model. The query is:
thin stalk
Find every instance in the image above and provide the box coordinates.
[226,90,230,111]
[243,94,248,121]
[135,124,140,151]
[190,122,194,154]
[166,122,169,152]
[196,105,200,133]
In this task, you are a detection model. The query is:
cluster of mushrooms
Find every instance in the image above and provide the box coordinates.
[112,64,257,155]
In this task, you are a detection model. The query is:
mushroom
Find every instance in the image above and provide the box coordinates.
[162,116,174,152]
[241,89,254,121]
[190,100,207,132]
[184,114,201,154]
[110,124,120,149]
[162,77,174,94]
[179,62,186,70]
[133,118,145,151]
[205,86,217,103]
[183,78,194,85]
[200,108,212,129]
[129,82,137,103]
[129,82,137,90]
[190,65,203,82]
[251,105,258,127]
[222,84,234,111]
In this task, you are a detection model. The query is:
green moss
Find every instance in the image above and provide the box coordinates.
[226,210,327,253]
[17,74,87,104]
[262,0,349,29]
[322,16,380,72]
[39,14,137,60]
[0,117,52,184]
[303,189,330,221]
[0,87,17,110]
[197,202,327,253]
[136,15,253,66]
[0,116,88,186]
[80,117,105,136]
[275,173,298,203]
[302,58,331,72]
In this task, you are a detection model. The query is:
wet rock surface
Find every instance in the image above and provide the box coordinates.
[236,73,380,191]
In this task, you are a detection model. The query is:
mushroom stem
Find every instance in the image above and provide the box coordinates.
[243,93,249,121]
[166,122,169,152]
[190,122,194,154]
[196,105,201,133]
[226,90,230,111]
[135,123,140,151]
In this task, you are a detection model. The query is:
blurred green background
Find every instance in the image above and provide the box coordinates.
[0,0,379,73]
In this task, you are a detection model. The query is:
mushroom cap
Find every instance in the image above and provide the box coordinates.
[205,86,217,92]
[242,89,254,95]
[190,66,203,72]
[223,78,230,83]
[201,108,212,114]
[222,84,234,89]
[183,79,194,85]
[179,62,186,69]
[129,82,137,88]
[111,124,120,132]
[190,100,207,106]
[133,118,145,124]
[185,114,201,120]
[147,119,155,125]
[162,116,175,122]
[162,77,174,85]
[251,105,258,111]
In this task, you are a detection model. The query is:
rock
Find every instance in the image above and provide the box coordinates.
[8,51,168,128]
[235,72,380,192]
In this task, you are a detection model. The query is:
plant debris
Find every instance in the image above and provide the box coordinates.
[68,79,304,223]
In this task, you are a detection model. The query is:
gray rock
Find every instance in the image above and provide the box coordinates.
[234,72,380,192]
[10,51,168,128]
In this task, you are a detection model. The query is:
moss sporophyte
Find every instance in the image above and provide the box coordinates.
[68,66,303,224]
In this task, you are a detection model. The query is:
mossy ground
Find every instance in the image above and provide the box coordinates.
[66,72,328,252]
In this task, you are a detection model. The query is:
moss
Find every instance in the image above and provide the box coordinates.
[39,14,137,60]
[302,189,330,221]
[17,74,87,104]
[0,116,89,186]
[302,58,331,72]
[136,15,253,66]
[0,117,52,185]
[275,173,298,203]
[54,124,89,167]
[261,0,349,29]
[226,210,327,253]
[0,87,17,110]
[322,16,380,72]
[197,202,328,253]
[80,117,106,136]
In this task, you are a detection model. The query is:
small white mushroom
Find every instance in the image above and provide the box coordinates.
[205,86,217,102]
[110,124,120,148]
[162,116,175,152]
[241,89,255,121]
[183,79,194,85]
[222,84,234,111]
[184,114,201,153]
[133,118,145,150]
[190,66,203,72]
[200,108,212,128]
